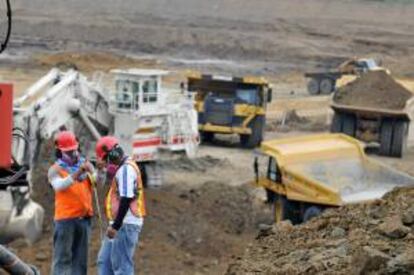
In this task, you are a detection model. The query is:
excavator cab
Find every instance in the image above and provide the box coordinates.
[111,69,168,113]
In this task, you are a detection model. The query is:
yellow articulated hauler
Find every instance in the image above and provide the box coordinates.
[253,133,414,224]
[187,72,272,148]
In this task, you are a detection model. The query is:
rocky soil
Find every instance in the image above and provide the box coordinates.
[227,187,414,275]
[334,71,413,110]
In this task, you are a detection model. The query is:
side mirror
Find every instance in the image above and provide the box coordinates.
[254,157,259,183]
[267,88,272,103]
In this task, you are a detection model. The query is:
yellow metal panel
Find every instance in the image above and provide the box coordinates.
[260,134,364,167]
[234,104,266,116]
[199,124,252,134]
[283,168,342,206]
[242,76,269,85]
[253,177,286,195]
[186,71,202,79]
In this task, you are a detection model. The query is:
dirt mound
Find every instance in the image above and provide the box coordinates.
[160,155,229,172]
[266,110,328,133]
[226,187,414,275]
[333,71,413,110]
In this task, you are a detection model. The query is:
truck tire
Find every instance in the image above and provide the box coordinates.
[200,131,214,143]
[240,116,265,148]
[391,120,408,158]
[320,78,335,94]
[331,112,343,133]
[342,114,356,137]
[307,78,320,95]
[303,205,323,222]
[380,119,393,156]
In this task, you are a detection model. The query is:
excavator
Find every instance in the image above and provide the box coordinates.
[0,67,198,273]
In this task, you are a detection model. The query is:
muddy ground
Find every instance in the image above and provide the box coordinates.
[2,0,414,274]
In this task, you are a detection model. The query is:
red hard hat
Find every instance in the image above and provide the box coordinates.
[96,136,119,160]
[55,131,79,152]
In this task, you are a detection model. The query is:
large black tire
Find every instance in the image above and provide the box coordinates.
[320,78,335,94]
[391,120,408,158]
[380,119,394,156]
[342,114,356,137]
[240,116,265,148]
[307,78,320,95]
[331,113,343,133]
[200,131,214,143]
[303,205,323,222]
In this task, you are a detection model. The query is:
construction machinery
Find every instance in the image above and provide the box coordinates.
[253,134,414,224]
[187,72,272,148]
[305,58,386,95]
[330,72,414,158]
[0,67,198,244]
[0,83,44,245]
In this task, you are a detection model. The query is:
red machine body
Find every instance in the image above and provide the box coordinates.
[0,83,13,168]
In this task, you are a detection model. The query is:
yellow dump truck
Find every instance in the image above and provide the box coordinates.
[253,134,414,224]
[187,72,272,148]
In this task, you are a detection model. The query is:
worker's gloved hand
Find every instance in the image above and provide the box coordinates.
[106,226,117,239]
[81,161,94,173]
[74,162,94,181]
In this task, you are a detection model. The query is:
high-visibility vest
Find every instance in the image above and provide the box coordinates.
[52,164,94,221]
[105,160,146,221]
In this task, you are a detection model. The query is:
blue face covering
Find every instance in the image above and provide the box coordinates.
[57,156,87,181]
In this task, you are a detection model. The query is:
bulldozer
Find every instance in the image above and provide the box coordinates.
[304,58,387,95]
[253,134,414,224]
[187,72,272,148]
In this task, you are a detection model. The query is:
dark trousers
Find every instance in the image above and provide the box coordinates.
[52,218,91,275]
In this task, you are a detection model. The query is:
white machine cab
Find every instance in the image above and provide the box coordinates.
[109,69,199,163]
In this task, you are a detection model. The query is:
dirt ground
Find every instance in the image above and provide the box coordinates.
[226,187,414,275]
[7,140,267,275]
[5,0,414,76]
[2,0,414,274]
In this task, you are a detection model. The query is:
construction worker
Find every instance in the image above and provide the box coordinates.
[96,136,146,275]
[48,131,94,275]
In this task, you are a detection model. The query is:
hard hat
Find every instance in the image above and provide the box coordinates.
[55,131,79,152]
[96,136,119,160]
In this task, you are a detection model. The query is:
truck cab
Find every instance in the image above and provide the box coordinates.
[187,73,272,148]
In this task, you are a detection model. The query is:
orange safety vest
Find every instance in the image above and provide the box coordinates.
[52,164,94,221]
[105,160,146,221]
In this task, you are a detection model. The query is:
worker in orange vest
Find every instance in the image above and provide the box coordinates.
[48,131,94,275]
[96,136,146,275]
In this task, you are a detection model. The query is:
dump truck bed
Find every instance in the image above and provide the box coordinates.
[260,134,414,205]
[331,98,414,120]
